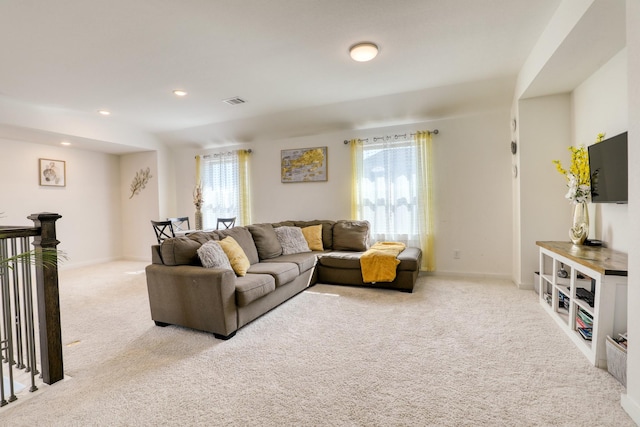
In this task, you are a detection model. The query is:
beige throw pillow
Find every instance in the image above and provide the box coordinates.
[218,236,251,276]
[301,224,323,251]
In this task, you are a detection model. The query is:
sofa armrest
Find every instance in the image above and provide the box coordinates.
[145,264,238,338]
[151,245,163,264]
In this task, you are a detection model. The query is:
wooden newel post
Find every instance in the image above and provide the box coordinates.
[28,212,64,385]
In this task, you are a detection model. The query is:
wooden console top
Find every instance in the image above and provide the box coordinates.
[536,241,628,276]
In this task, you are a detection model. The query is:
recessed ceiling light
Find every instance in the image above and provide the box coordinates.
[349,42,379,62]
[173,90,188,97]
[98,110,111,116]
[60,141,71,146]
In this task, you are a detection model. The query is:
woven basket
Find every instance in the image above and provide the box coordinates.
[606,335,627,387]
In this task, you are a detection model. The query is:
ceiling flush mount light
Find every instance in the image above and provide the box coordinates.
[173,89,188,97]
[98,110,111,116]
[60,141,71,146]
[349,42,378,62]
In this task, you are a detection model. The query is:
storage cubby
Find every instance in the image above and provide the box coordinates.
[536,241,628,368]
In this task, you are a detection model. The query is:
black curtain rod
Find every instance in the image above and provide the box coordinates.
[343,129,439,145]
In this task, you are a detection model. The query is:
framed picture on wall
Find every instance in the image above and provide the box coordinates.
[281,146,327,183]
[39,158,66,187]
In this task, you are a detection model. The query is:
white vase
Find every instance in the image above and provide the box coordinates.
[569,201,589,245]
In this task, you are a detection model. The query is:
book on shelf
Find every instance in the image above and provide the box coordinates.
[577,309,593,326]
[576,316,589,329]
[578,327,593,340]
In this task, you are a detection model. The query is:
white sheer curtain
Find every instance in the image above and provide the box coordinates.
[200,151,250,229]
[351,132,434,270]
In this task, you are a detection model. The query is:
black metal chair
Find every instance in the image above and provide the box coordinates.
[216,217,236,230]
[167,216,190,233]
[151,220,175,244]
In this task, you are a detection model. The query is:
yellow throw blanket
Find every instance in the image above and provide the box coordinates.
[360,242,406,283]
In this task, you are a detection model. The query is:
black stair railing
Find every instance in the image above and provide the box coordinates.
[0,212,63,407]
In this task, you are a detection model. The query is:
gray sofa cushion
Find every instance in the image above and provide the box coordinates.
[160,237,202,266]
[248,262,298,287]
[396,247,422,271]
[262,252,318,274]
[317,247,421,272]
[186,231,219,245]
[271,220,295,228]
[215,226,260,265]
[248,223,283,260]
[235,274,276,307]
[332,220,370,251]
[317,251,362,269]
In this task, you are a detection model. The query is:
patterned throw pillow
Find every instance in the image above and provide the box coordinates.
[197,241,233,270]
[274,226,311,255]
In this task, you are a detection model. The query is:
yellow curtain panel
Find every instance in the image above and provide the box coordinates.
[415,130,435,271]
[350,139,362,219]
[238,149,252,226]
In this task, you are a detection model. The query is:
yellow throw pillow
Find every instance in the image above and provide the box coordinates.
[218,236,250,276]
[301,224,323,251]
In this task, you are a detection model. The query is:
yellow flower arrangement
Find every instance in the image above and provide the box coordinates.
[552,143,592,204]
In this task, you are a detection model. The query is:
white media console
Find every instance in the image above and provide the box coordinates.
[536,241,628,368]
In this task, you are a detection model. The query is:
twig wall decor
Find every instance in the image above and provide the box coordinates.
[129,167,152,199]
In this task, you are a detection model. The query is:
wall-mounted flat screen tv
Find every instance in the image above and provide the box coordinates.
[588,131,628,203]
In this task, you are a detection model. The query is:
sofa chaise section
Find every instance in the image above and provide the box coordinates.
[316,247,422,293]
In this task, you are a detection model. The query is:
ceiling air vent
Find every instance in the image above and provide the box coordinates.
[222,96,246,105]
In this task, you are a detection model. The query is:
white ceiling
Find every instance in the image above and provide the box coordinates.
[0,0,562,153]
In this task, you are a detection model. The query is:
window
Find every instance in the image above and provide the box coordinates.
[351,131,434,270]
[200,150,251,229]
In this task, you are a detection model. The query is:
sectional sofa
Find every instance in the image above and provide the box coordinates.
[145,220,422,339]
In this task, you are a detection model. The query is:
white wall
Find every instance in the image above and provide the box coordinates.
[430,111,512,277]
[120,151,160,261]
[515,0,592,100]
[572,48,628,252]
[514,2,638,421]
[0,138,121,268]
[622,0,640,422]
[517,94,573,288]
[172,148,200,228]
[0,140,180,265]
[513,1,629,289]
[172,110,513,278]
[250,133,351,223]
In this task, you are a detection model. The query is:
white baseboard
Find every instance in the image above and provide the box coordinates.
[59,256,121,270]
[58,256,150,271]
[425,270,513,282]
[122,255,151,262]
[621,393,640,425]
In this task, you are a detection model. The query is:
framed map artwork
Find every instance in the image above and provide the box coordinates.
[281,146,327,183]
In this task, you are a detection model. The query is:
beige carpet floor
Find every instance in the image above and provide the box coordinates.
[0,260,633,426]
